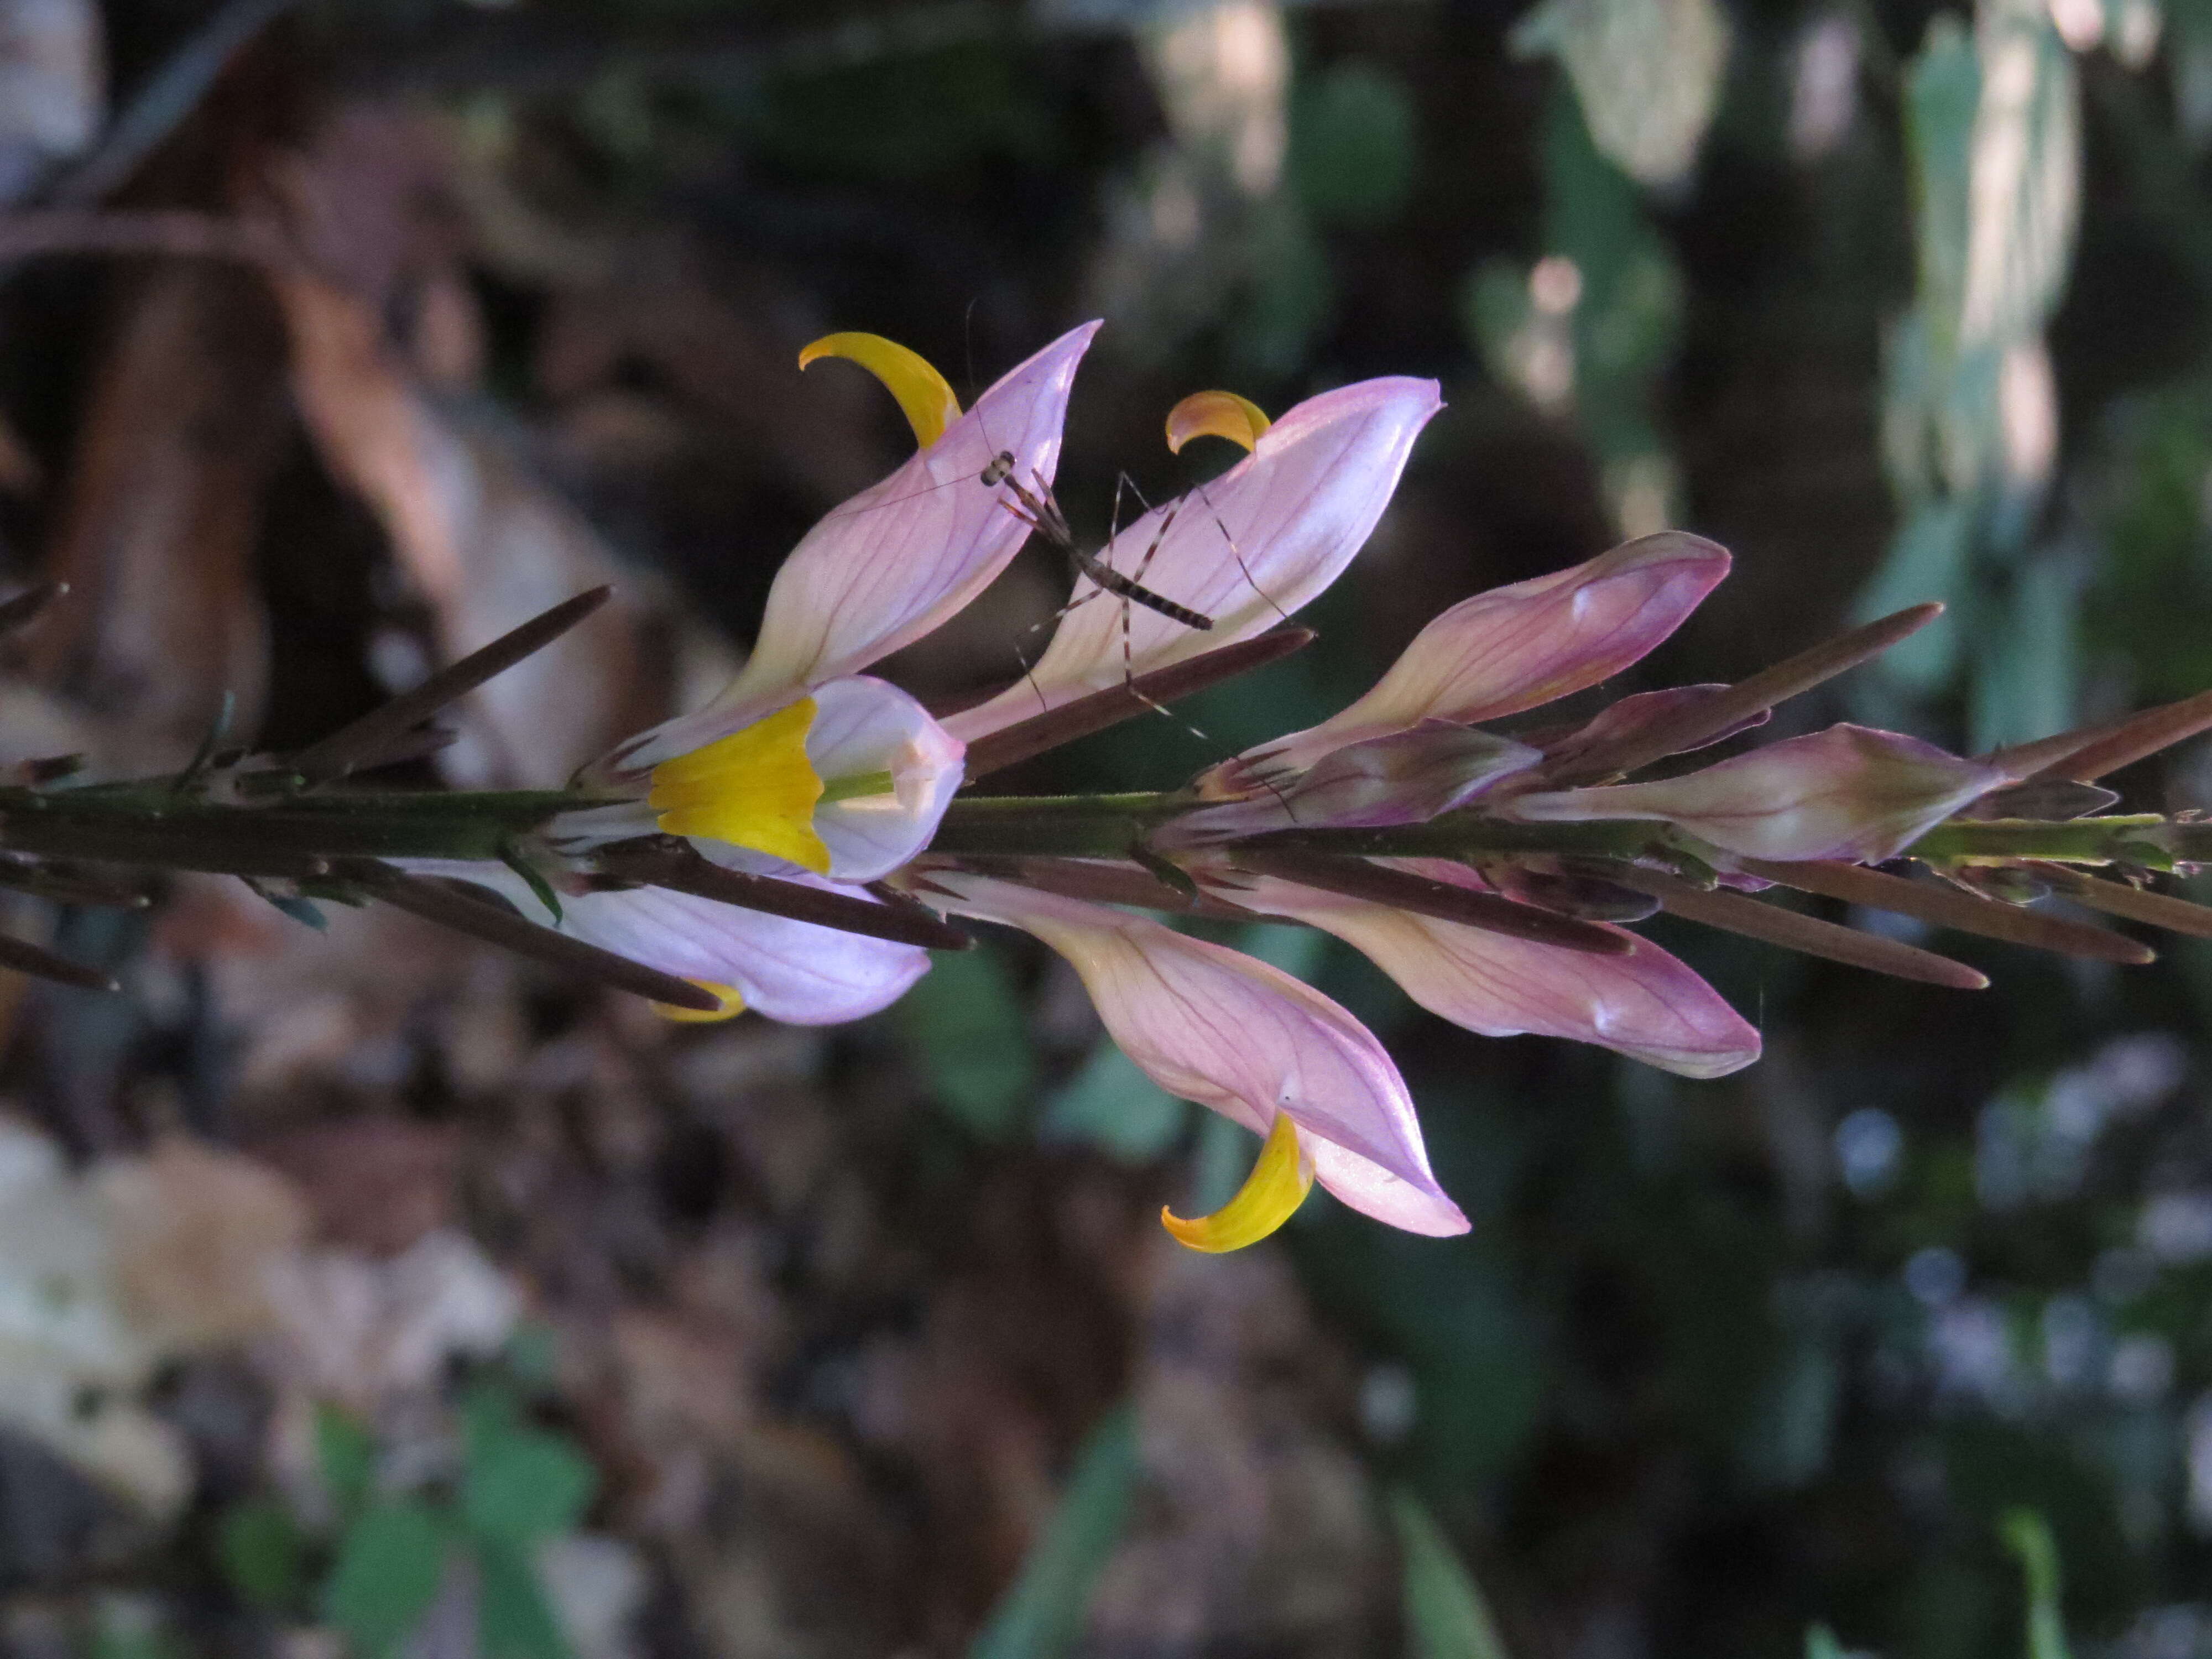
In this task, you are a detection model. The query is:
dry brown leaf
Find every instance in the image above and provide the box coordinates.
[270,267,669,782]
[33,262,287,769]
[148,873,518,1109]
[95,1136,310,1352]
[1084,1239,1387,1655]
[260,1228,519,1409]
[536,258,885,508]
[253,1118,461,1258]
[0,407,41,493]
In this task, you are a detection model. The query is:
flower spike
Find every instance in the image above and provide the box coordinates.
[1162,1114,1314,1251]
[799,331,963,448]
[1165,390,1272,454]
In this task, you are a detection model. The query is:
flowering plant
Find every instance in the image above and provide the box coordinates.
[6,324,2208,1255]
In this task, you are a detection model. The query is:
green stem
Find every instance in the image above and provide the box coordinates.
[0,785,582,876]
[932,791,1192,858]
[931,796,2212,871]
[1905,816,2184,865]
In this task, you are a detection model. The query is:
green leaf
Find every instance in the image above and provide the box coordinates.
[898,945,1037,1139]
[1191,1109,1259,1215]
[1389,1489,1511,1659]
[505,1322,562,1394]
[2000,1509,2073,1659]
[1462,258,1535,378]
[323,1502,451,1659]
[1806,1625,1847,1659]
[90,1599,181,1659]
[1970,556,2079,753]
[1038,1040,1187,1162]
[1905,0,2078,362]
[1905,14,1980,364]
[219,1498,306,1612]
[968,1404,1140,1659]
[1512,0,1730,186]
[316,1405,376,1522]
[1232,921,1329,982]
[462,1401,597,1545]
[1736,1338,1840,1491]
[1292,60,1418,229]
[477,1536,574,1659]
[1855,499,1972,692]
[1227,201,1335,381]
[1965,1,2080,348]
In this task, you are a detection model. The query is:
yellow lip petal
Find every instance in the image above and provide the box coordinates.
[1161,1113,1314,1252]
[1165,390,1272,455]
[799,332,963,450]
[655,981,745,1023]
[649,698,832,874]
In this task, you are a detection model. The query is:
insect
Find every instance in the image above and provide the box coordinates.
[979,450,1216,633]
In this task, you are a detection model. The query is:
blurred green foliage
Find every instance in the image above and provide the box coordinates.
[217,1384,596,1659]
[968,1406,1140,1659]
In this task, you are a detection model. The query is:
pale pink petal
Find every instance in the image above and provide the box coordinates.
[397,860,928,1024]
[1157,724,1541,846]
[805,676,966,880]
[1254,533,1730,775]
[1214,862,1760,1079]
[927,872,1466,1237]
[611,322,1098,772]
[1510,723,2012,863]
[946,376,1444,742]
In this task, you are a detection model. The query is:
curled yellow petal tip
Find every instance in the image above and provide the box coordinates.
[655,981,745,1023]
[799,331,963,450]
[1161,1113,1313,1253]
[649,698,832,874]
[1165,390,1272,456]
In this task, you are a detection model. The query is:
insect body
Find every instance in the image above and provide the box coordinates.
[981,450,1214,632]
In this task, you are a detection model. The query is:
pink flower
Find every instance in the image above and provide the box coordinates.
[436,325,1100,1019]
[925,872,1468,1241]
[1204,861,1760,1078]
[618,321,1100,764]
[1510,723,2013,863]
[397,860,927,1025]
[945,376,1447,742]
[1244,531,1733,779]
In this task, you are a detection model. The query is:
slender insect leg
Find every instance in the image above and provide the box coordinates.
[1000,470,1108,712]
[1190,478,1292,630]
[1088,483,1227,749]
